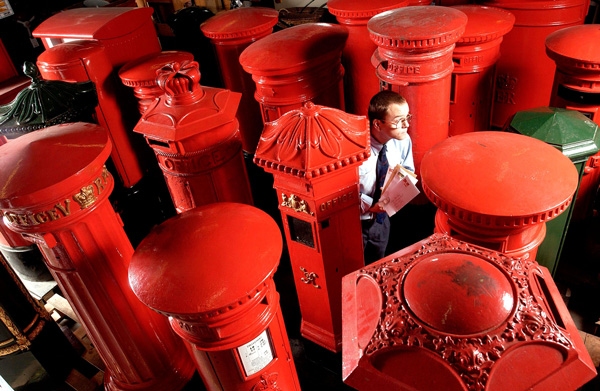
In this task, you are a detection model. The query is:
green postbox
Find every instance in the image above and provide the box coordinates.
[505,107,600,275]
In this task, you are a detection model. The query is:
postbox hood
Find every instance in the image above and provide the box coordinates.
[452,5,515,44]
[327,0,410,20]
[545,24,600,69]
[254,102,369,179]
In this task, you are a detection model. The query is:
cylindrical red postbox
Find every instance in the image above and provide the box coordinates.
[134,60,253,212]
[129,202,301,391]
[239,23,348,123]
[368,6,467,202]
[482,0,588,129]
[0,122,195,391]
[342,233,598,390]
[119,50,195,115]
[449,5,515,135]
[200,7,279,154]
[420,131,579,260]
[546,24,600,222]
[254,102,369,352]
[327,0,409,116]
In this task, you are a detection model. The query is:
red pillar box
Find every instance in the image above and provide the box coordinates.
[133,60,253,213]
[239,23,348,124]
[0,122,196,391]
[32,7,160,68]
[420,131,579,260]
[200,7,279,154]
[37,41,146,189]
[546,25,600,222]
[119,50,195,115]
[368,6,467,200]
[449,5,515,135]
[129,203,301,391]
[254,102,369,352]
[342,233,597,390]
[482,0,588,129]
[327,0,409,116]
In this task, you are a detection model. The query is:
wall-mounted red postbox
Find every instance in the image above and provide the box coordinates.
[420,131,579,260]
[449,5,515,135]
[327,0,409,116]
[239,23,348,124]
[119,50,195,115]
[546,24,600,222]
[0,122,196,391]
[342,233,597,390]
[482,0,588,129]
[200,7,279,154]
[129,202,301,391]
[134,60,253,213]
[32,7,160,68]
[368,6,467,202]
[254,102,369,352]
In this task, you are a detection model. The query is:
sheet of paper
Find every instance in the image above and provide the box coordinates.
[379,165,420,217]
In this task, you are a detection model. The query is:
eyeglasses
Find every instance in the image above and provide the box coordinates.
[382,114,412,128]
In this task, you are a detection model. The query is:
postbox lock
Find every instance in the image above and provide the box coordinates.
[299,266,320,289]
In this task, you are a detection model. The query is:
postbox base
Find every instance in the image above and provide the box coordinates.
[301,319,341,353]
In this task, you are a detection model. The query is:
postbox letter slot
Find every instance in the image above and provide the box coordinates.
[535,274,566,329]
[147,138,171,149]
[557,85,600,106]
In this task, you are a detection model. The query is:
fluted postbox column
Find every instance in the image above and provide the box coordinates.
[0,122,196,391]
[129,203,301,391]
[133,60,252,213]
[342,234,597,390]
[420,131,579,260]
[119,51,195,115]
[368,6,467,202]
[327,0,409,116]
[546,25,600,222]
[239,23,348,124]
[449,5,515,135]
[200,7,279,154]
[482,0,588,129]
[254,102,369,352]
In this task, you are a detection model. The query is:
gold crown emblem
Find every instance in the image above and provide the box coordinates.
[73,185,97,209]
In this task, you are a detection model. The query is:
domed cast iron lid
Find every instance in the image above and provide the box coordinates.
[327,0,409,20]
[0,62,97,138]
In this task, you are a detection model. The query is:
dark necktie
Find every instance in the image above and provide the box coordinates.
[373,144,389,223]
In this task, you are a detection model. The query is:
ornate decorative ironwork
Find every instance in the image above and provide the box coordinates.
[251,372,282,391]
[281,193,313,216]
[299,266,320,289]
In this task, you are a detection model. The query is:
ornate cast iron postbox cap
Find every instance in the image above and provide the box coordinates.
[420,131,579,228]
[342,233,597,390]
[253,101,370,179]
[200,7,279,42]
[452,5,515,45]
[118,51,195,90]
[327,0,410,21]
[545,24,600,71]
[239,23,349,75]
[367,6,468,50]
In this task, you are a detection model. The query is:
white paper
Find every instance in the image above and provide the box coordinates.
[379,165,420,217]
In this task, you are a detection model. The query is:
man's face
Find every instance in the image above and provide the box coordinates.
[377,102,411,142]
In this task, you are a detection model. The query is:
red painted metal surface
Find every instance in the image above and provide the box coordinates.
[37,41,147,189]
[342,233,597,390]
[129,202,301,391]
[200,7,279,154]
[327,0,409,116]
[449,5,515,135]
[119,51,195,114]
[420,131,579,259]
[134,60,252,212]
[482,0,588,129]
[0,122,195,391]
[239,23,348,123]
[546,24,600,222]
[254,102,369,352]
[368,6,467,203]
[32,7,160,68]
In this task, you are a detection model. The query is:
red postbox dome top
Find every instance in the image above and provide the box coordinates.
[200,7,279,41]
[239,23,348,75]
[452,5,515,44]
[545,24,600,70]
[368,6,468,50]
[118,51,195,88]
[327,0,409,20]
[0,122,111,209]
[128,203,283,316]
[253,102,369,179]
[403,252,514,335]
[421,131,578,227]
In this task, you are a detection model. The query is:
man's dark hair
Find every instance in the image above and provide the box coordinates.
[368,91,408,126]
